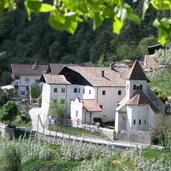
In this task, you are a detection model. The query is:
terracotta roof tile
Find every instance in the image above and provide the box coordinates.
[127,60,148,80]
[42,74,71,85]
[127,90,160,113]
[65,66,126,87]
[82,99,102,112]
[11,64,48,76]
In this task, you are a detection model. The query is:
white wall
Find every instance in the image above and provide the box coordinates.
[126,80,147,100]
[71,98,103,126]
[127,105,148,131]
[18,75,41,96]
[96,87,125,121]
[41,83,51,115]
[71,98,83,127]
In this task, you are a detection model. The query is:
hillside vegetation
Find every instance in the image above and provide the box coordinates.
[0,0,165,85]
[148,67,171,96]
[0,137,171,171]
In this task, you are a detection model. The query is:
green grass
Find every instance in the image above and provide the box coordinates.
[143,148,171,160]
[148,67,171,96]
[20,145,171,171]
[48,125,102,137]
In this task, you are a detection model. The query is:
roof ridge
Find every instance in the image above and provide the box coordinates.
[127,60,148,80]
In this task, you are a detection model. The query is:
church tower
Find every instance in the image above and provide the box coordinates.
[126,60,148,100]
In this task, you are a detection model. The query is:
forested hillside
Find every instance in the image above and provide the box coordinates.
[0,0,166,85]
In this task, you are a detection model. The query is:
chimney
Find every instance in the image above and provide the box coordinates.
[101,70,104,77]
[110,62,114,70]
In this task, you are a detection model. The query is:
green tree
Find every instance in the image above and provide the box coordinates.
[0,89,9,107]
[1,146,21,171]
[50,101,67,121]
[30,82,41,99]
[1,71,12,85]
[97,54,106,67]
[152,114,171,148]
[0,101,19,123]
[2,0,171,45]
[138,36,157,57]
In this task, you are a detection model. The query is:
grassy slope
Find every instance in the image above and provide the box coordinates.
[22,145,171,171]
[148,67,171,96]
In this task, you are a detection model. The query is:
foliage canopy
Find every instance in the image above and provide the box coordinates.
[0,101,19,123]
[1,0,171,45]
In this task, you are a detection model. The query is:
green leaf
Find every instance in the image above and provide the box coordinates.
[24,0,31,20]
[158,30,166,46]
[27,0,54,13]
[151,0,171,10]
[93,12,103,30]
[48,12,78,34]
[0,0,9,15]
[127,12,141,24]
[65,15,78,34]
[142,0,149,19]
[48,13,65,31]
[113,16,124,34]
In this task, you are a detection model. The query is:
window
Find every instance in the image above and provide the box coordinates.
[133,84,143,90]
[102,90,106,95]
[133,85,136,90]
[100,105,103,109]
[117,101,120,106]
[21,91,25,96]
[74,88,77,93]
[140,85,143,90]
[133,119,136,125]
[61,99,65,104]
[144,120,146,125]
[89,89,91,94]
[54,88,57,93]
[53,99,57,103]
[118,90,122,95]
[139,119,141,125]
[61,88,65,93]
[83,89,85,94]
[78,88,80,93]
[76,110,78,117]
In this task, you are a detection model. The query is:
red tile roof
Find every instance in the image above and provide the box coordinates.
[82,99,102,112]
[127,90,160,113]
[11,64,48,76]
[127,60,148,80]
[116,90,160,113]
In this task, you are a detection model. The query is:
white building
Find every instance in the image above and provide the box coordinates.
[115,60,165,133]
[60,66,126,123]
[38,66,126,126]
[11,64,48,97]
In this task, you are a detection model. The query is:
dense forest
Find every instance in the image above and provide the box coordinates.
[0,0,167,85]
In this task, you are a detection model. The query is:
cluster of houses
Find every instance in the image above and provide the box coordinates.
[10,59,165,134]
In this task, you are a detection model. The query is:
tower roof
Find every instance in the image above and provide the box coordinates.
[127,60,148,80]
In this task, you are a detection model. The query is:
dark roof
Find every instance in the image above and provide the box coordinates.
[11,64,48,76]
[127,60,148,80]
[48,63,80,75]
[41,74,71,85]
[127,90,160,113]
[82,99,102,112]
[48,64,66,75]
[62,66,126,87]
